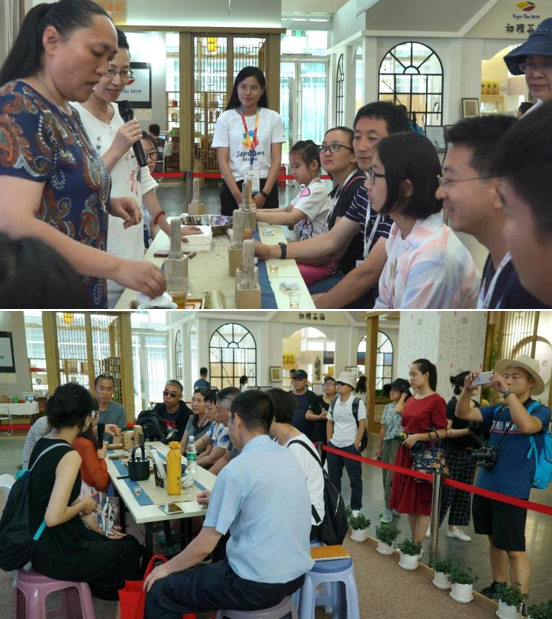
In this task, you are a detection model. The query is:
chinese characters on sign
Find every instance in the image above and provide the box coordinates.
[93,1,126,24]
[505,23,536,34]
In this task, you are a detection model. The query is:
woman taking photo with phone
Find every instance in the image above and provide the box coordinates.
[0,0,165,308]
[213,66,286,216]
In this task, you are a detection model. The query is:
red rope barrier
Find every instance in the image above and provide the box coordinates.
[322,444,552,517]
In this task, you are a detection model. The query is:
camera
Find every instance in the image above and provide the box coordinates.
[470,445,499,470]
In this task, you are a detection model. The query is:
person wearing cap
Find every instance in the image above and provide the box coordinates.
[305,375,337,464]
[504,19,552,115]
[290,369,318,440]
[326,371,367,516]
[456,356,551,599]
[437,372,483,543]
[376,378,411,524]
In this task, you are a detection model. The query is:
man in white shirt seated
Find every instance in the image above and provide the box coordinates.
[268,388,325,541]
[144,390,314,618]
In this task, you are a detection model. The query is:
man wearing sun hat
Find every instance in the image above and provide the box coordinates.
[504,18,552,112]
[456,355,551,600]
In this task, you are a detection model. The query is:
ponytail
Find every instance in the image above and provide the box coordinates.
[46,382,94,431]
[412,358,438,392]
[0,0,109,85]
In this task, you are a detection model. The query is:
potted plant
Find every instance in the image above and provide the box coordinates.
[448,565,478,603]
[430,558,455,590]
[397,538,423,570]
[496,584,528,619]
[375,523,400,555]
[348,512,371,542]
[527,600,552,619]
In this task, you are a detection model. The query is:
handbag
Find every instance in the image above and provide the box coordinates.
[297,262,337,286]
[119,554,196,619]
[411,430,449,484]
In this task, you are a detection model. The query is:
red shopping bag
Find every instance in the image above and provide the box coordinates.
[119,553,196,619]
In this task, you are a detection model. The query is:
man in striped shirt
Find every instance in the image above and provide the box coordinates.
[255,102,409,308]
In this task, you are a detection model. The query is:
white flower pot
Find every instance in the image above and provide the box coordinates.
[350,527,368,542]
[432,571,452,590]
[398,552,419,570]
[376,540,395,555]
[496,600,521,619]
[450,583,474,603]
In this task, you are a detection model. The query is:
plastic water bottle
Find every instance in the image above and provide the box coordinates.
[186,435,198,476]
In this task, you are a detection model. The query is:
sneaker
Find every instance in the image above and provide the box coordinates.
[480,582,505,600]
[380,508,393,524]
[425,526,431,538]
[446,528,472,542]
[351,510,360,518]
[391,509,400,517]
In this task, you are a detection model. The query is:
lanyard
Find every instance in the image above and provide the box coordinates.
[477,252,511,309]
[322,171,358,234]
[240,108,260,168]
[364,206,381,259]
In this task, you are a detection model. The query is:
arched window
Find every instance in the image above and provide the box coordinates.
[174,330,183,382]
[357,331,394,390]
[379,42,443,129]
[336,54,344,125]
[209,323,257,389]
[355,46,363,112]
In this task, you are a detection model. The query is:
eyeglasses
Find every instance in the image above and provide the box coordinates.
[437,175,495,192]
[238,84,261,93]
[145,150,158,161]
[368,168,386,185]
[163,390,180,398]
[318,144,354,154]
[105,68,134,80]
[520,61,552,75]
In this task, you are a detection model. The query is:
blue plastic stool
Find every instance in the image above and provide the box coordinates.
[298,557,360,619]
[214,596,297,619]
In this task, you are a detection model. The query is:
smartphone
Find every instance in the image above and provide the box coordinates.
[472,371,493,387]
[97,423,105,448]
[159,502,184,515]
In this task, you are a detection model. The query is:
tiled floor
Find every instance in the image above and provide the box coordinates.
[157,181,489,274]
[2,433,551,605]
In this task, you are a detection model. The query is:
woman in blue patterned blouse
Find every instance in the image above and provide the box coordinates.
[0,0,165,308]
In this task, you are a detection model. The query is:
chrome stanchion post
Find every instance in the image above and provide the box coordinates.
[185,170,193,210]
[429,470,443,562]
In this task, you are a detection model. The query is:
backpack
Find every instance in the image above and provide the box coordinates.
[0,443,70,572]
[136,409,169,442]
[526,402,552,489]
[288,439,348,545]
[330,397,368,452]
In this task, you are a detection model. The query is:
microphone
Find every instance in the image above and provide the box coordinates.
[117,100,148,168]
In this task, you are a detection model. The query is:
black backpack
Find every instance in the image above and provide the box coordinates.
[136,409,170,442]
[0,443,70,572]
[288,439,348,546]
[329,397,368,452]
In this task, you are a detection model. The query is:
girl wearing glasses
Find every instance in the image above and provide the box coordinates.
[0,0,165,308]
[180,388,211,454]
[73,29,199,307]
[255,141,331,241]
[370,132,479,309]
[213,66,286,216]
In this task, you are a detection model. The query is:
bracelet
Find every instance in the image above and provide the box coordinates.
[260,189,269,199]
[279,242,287,259]
[153,210,166,226]
[503,388,514,399]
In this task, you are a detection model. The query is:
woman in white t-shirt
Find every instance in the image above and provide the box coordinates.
[255,141,331,241]
[73,29,199,307]
[212,66,286,216]
[369,132,479,309]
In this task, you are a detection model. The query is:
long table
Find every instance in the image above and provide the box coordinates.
[115,221,316,309]
[106,441,216,563]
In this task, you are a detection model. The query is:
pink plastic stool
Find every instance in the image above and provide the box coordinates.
[13,566,97,619]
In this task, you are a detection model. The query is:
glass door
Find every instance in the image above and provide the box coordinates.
[280,59,328,161]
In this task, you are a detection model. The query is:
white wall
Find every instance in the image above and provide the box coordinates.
[0,312,32,398]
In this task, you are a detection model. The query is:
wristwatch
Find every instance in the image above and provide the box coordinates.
[503,388,514,398]
[260,189,269,199]
[278,242,287,259]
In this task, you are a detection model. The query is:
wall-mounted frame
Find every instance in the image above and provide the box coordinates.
[462,98,479,119]
[270,366,282,382]
[425,125,446,152]
[0,331,16,373]
[345,366,359,378]
[121,62,152,108]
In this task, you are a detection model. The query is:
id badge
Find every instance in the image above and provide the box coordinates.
[243,167,261,194]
